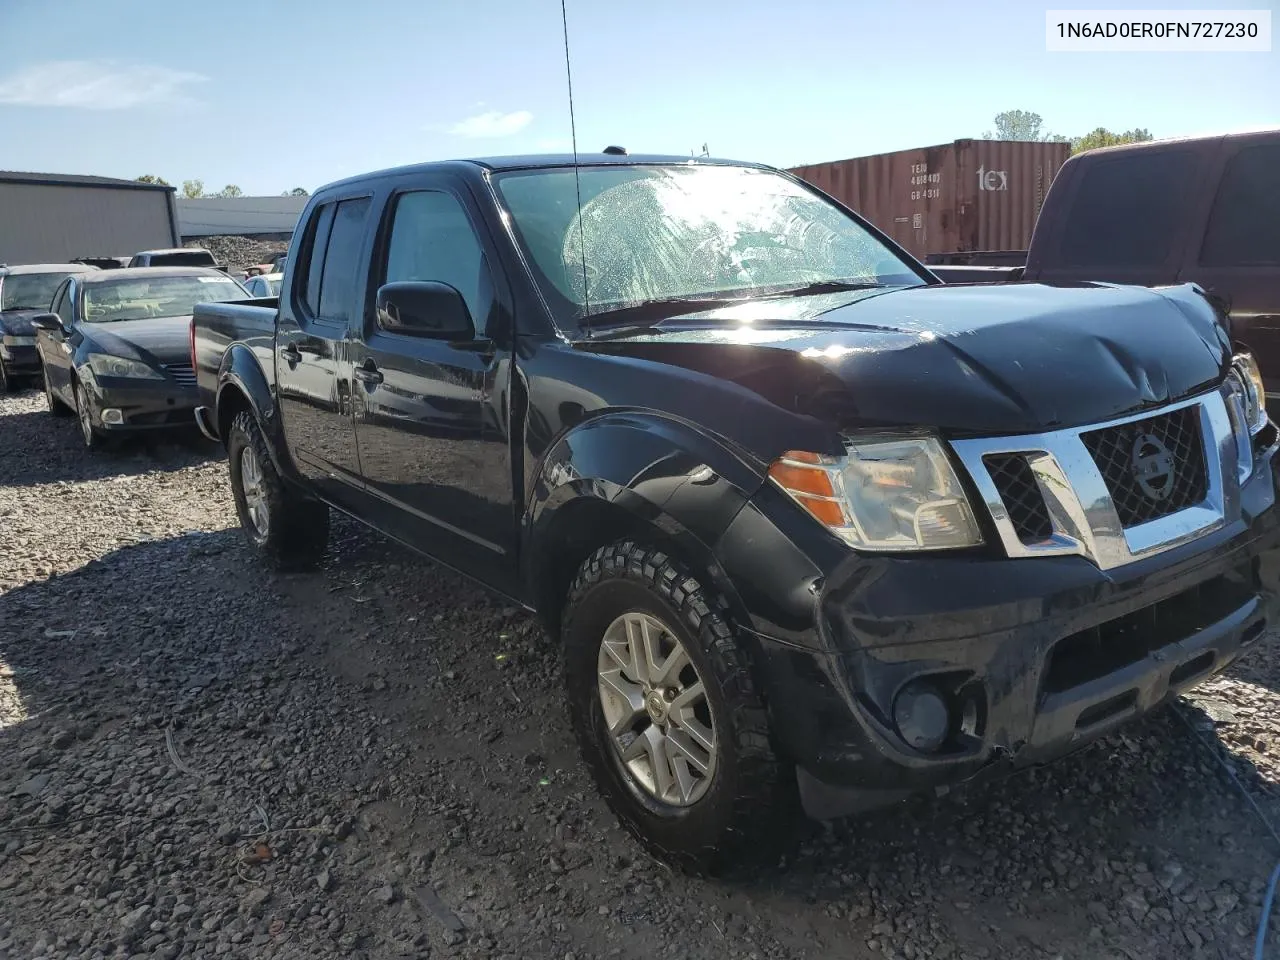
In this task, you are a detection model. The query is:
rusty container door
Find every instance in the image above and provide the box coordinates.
[789,139,1069,259]
[954,139,1070,255]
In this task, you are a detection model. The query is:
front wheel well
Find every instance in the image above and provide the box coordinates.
[531,497,737,641]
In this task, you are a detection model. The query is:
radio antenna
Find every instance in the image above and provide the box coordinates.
[560,0,591,330]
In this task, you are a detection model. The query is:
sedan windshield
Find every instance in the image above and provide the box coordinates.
[1,272,79,311]
[493,164,924,327]
[82,275,246,323]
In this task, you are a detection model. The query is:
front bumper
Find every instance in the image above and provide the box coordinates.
[0,343,40,374]
[83,374,198,431]
[744,460,1280,820]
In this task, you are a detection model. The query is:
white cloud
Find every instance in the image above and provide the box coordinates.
[0,60,206,110]
[448,109,533,138]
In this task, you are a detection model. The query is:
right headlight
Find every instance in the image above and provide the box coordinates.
[1230,352,1266,436]
[85,353,163,380]
[768,437,982,551]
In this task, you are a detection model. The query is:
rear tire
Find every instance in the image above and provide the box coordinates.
[562,539,798,875]
[227,409,329,571]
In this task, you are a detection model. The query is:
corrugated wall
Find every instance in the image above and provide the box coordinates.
[0,183,176,264]
[790,140,1069,258]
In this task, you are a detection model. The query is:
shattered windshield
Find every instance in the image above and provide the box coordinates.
[494,164,923,327]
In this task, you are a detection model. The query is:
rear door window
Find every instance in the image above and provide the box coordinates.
[317,198,372,324]
[1059,151,1195,268]
[1199,144,1280,267]
[299,204,336,317]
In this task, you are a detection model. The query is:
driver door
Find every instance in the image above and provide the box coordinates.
[39,278,78,402]
[350,182,517,593]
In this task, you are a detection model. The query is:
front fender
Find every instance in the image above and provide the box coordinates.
[524,412,766,625]
[216,344,298,483]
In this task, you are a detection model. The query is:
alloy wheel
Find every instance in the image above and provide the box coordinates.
[597,611,717,807]
[76,384,94,446]
[239,444,270,539]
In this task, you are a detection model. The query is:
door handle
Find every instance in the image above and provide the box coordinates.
[353,359,383,385]
[282,344,302,364]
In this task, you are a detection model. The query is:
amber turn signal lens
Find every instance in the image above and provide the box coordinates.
[768,460,836,498]
[768,453,847,529]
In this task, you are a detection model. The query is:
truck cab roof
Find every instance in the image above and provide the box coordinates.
[318,153,768,193]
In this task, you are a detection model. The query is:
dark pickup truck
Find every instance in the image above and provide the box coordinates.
[192,152,1280,872]
[931,130,1280,404]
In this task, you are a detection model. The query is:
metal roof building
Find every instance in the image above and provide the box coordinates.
[0,171,179,265]
[176,196,308,241]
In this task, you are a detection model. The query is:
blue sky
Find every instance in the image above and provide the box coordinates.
[0,0,1275,195]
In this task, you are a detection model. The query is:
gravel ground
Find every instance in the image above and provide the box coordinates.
[4,385,1280,960]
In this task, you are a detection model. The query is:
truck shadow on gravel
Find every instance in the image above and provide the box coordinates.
[0,409,221,488]
[3,524,1280,959]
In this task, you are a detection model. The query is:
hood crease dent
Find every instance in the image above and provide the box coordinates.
[580,282,1231,436]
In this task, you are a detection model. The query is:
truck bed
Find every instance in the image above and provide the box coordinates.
[191,298,278,431]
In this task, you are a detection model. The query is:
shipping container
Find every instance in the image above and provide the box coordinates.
[789,139,1070,260]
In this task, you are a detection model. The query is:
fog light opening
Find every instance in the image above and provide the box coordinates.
[892,681,952,753]
[101,408,124,425]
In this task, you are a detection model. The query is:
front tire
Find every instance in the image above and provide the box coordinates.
[43,366,70,417]
[227,410,329,571]
[562,540,797,875]
[0,361,14,393]
[74,380,108,450]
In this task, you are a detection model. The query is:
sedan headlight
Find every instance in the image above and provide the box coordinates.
[768,437,982,551]
[85,353,163,380]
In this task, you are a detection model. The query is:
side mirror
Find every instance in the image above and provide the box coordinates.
[30,313,63,332]
[376,281,474,340]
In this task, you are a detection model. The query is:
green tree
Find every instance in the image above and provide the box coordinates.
[135,174,170,186]
[285,187,309,197]
[213,184,244,198]
[1071,127,1155,154]
[983,109,1068,142]
[181,179,205,199]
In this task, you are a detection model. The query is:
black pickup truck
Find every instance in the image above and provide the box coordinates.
[192,152,1280,872]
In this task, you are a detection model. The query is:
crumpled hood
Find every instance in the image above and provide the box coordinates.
[0,309,46,337]
[580,282,1231,435]
[83,315,193,366]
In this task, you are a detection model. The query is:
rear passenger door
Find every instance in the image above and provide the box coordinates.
[1176,138,1280,402]
[350,179,517,592]
[275,194,371,505]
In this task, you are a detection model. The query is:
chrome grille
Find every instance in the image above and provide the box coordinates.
[984,454,1053,543]
[950,389,1253,572]
[163,363,196,387]
[1080,406,1207,527]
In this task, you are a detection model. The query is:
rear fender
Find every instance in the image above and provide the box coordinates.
[216,344,299,483]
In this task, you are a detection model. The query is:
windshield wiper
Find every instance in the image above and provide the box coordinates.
[759,279,886,299]
[579,294,747,330]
